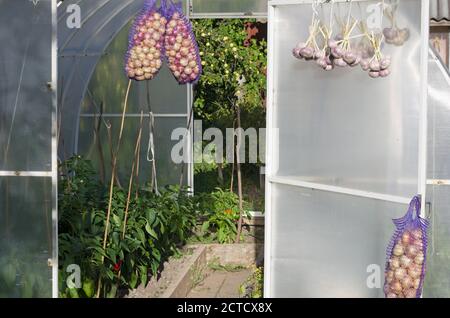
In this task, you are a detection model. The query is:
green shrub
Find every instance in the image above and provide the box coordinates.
[58,156,198,298]
[195,188,249,244]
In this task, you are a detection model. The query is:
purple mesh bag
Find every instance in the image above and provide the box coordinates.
[162,0,202,84]
[384,195,429,298]
[124,0,167,81]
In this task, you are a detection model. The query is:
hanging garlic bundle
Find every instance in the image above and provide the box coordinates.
[292,0,396,79]
[359,26,391,78]
[383,3,410,46]
[328,17,361,68]
[125,0,166,81]
[293,18,322,61]
[163,0,202,84]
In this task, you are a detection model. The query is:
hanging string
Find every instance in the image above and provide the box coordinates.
[146,111,159,195]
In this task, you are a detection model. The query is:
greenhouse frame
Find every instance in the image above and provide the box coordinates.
[1,0,450,298]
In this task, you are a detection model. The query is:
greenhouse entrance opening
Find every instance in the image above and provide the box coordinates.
[56,0,268,298]
[1,0,450,299]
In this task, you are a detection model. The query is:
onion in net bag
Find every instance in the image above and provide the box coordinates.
[384,196,429,298]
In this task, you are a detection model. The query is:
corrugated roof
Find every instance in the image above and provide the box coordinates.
[431,0,450,22]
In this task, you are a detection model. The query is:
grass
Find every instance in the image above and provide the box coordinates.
[208,258,247,272]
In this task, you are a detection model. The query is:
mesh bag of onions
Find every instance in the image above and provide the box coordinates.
[125,0,167,81]
[384,196,429,298]
[162,0,202,84]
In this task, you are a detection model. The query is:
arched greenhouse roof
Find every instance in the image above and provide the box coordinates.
[57,0,147,158]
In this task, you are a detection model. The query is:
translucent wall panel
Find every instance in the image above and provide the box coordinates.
[190,0,268,17]
[0,0,53,171]
[427,49,450,180]
[423,49,450,297]
[0,177,52,298]
[270,184,407,298]
[271,0,424,198]
[0,0,55,298]
[423,185,450,297]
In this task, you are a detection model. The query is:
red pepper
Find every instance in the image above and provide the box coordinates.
[113,260,123,272]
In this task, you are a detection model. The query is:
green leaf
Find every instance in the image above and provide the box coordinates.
[68,288,80,298]
[130,271,138,289]
[82,279,95,298]
[145,222,158,239]
[139,266,148,286]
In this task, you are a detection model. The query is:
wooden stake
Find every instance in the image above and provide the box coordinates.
[235,105,244,244]
[96,80,132,298]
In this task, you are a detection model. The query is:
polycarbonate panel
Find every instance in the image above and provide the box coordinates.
[0,0,52,171]
[190,0,268,15]
[427,49,450,179]
[78,117,188,186]
[423,185,450,297]
[270,183,407,298]
[271,0,424,198]
[0,177,52,298]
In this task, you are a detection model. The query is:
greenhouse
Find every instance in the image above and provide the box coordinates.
[1,0,450,299]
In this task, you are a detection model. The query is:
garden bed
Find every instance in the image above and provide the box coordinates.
[124,242,263,298]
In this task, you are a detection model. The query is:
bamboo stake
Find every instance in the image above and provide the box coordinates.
[235,105,245,244]
[230,118,237,193]
[116,112,144,284]
[122,112,144,239]
[96,80,132,298]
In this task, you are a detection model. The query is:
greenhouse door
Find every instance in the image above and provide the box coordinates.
[265,0,430,297]
[0,0,58,298]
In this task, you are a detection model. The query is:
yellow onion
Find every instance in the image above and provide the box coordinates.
[406,245,419,258]
[401,275,413,289]
[394,268,407,280]
[389,257,401,270]
[404,288,417,298]
[391,280,403,294]
[414,253,424,265]
[413,278,420,289]
[401,231,411,245]
[393,244,404,257]
[411,229,423,240]
[400,255,412,268]
[414,239,424,249]
[386,292,397,298]
[408,264,422,279]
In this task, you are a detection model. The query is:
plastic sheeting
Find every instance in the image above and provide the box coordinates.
[0,0,56,298]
